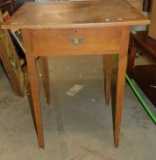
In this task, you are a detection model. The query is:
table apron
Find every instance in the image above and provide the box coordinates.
[25,26,128,56]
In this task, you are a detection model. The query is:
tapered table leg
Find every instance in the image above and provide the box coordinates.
[105,55,113,105]
[114,27,129,148]
[114,53,127,147]
[22,30,44,149]
[39,57,50,105]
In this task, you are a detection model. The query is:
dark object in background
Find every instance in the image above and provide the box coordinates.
[9,30,26,64]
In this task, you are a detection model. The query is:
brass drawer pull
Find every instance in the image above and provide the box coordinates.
[69,37,84,45]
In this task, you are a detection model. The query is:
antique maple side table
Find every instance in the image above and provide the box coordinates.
[2,1,149,149]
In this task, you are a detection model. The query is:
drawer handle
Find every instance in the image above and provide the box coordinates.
[69,37,83,45]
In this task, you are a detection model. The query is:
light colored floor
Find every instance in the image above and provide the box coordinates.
[0,55,156,160]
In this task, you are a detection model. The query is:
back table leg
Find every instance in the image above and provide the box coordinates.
[39,57,50,105]
[105,55,113,105]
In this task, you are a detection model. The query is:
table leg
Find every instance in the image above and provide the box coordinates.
[127,43,137,76]
[39,57,50,105]
[114,27,129,148]
[105,55,113,105]
[114,52,127,148]
[22,30,44,149]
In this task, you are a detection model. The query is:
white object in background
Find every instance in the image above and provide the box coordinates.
[66,85,84,96]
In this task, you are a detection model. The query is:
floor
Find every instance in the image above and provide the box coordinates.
[0,54,156,160]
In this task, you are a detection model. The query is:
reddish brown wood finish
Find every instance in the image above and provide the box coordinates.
[1,1,150,149]
[127,31,156,108]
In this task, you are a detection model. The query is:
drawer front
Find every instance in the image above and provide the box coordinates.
[31,27,122,56]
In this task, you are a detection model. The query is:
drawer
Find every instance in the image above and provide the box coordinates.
[30,27,122,56]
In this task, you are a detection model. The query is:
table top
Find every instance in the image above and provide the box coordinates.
[2,0,150,29]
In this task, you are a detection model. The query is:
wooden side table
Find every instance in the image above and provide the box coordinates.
[127,31,156,107]
[2,1,149,149]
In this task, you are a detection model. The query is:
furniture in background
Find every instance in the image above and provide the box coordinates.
[0,0,16,14]
[2,1,149,149]
[143,0,152,11]
[0,10,24,97]
[127,31,156,108]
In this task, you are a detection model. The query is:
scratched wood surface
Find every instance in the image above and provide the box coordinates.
[2,0,150,29]
[0,0,150,149]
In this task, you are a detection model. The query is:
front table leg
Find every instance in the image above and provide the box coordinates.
[114,27,129,147]
[22,30,44,149]
[114,53,127,147]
